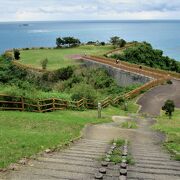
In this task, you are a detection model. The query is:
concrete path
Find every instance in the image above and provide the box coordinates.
[127,117,180,180]
[137,79,180,116]
[1,116,180,180]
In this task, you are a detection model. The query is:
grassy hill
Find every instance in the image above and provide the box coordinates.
[19,45,113,70]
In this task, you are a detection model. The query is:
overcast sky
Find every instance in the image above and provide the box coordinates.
[0,0,180,22]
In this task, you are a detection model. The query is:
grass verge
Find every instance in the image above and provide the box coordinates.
[154,109,180,160]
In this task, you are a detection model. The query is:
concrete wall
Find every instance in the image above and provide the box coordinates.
[83,60,152,87]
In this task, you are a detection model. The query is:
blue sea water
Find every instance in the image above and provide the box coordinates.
[0,20,180,61]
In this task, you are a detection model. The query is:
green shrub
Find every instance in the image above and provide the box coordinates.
[14,49,20,60]
[41,58,48,70]
[71,83,97,101]
[167,80,173,84]
[55,66,74,80]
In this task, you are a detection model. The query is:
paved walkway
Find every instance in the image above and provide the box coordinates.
[127,117,180,180]
[137,79,180,116]
[1,116,180,180]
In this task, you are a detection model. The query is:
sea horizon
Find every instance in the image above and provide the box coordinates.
[0,20,180,61]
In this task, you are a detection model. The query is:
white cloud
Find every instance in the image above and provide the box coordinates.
[0,0,180,21]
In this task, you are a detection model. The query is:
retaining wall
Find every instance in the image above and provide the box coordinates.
[83,60,152,87]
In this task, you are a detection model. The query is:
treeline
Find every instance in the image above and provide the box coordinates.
[111,42,180,73]
[56,36,126,48]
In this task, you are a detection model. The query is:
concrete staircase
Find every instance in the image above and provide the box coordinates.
[127,118,180,180]
[5,139,109,180]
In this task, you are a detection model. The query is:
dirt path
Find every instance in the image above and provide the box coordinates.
[1,116,180,180]
[137,79,180,116]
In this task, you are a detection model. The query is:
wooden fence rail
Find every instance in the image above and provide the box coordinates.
[0,75,169,113]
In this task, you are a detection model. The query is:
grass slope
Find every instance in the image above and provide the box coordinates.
[20,45,113,70]
[154,109,180,160]
[0,101,139,169]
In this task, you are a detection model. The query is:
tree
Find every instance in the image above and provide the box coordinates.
[14,49,20,60]
[110,36,126,48]
[41,58,48,70]
[117,39,126,48]
[56,37,64,48]
[56,36,81,48]
[162,100,175,119]
[110,36,120,47]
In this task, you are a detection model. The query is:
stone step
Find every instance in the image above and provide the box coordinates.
[58,152,100,159]
[128,166,180,176]
[80,139,109,144]
[44,154,96,162]
[70,144,107,150]
[127,172,180,180]
[68,147,106,153]
[132,163,180,171]
[38,157,98,167]
[13,168,94,180]
[63,149,104,156]
[132,154,170,160]
[132,153,170,158]
[134,159,180,167]
[31,162,98,174]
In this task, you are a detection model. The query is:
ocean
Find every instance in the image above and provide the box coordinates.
[0,20,180,61]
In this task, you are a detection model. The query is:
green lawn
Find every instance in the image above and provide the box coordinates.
[19,45,113,70]
[0,102,139,169]
[154,109,180,160]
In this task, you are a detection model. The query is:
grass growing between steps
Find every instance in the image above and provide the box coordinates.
[154,109,180,160]
[0,104,136,169]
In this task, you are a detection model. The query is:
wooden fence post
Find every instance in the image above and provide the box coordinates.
[37,100,41,113]
[52,98,55,111]
[21,97,25,111]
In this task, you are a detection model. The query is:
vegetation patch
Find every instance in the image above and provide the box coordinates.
[121,121,137,129]
[105,139,134,164]
[154,109,180,160]
[110,42,180,73]
[0,57,141,103]
[0,106,117,169]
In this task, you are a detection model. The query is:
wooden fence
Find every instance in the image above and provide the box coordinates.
[0,49,176,113]
[0,75,169,113]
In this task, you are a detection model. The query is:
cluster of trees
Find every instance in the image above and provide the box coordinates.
[56,37,81,48]
[111,42,180,73]
[110,36,126,48]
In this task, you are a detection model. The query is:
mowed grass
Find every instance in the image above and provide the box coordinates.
[20,45,113,70]
[0,103,139,169]
[154,109,180,160]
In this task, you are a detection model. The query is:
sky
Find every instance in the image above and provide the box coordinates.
[0,0,180,22]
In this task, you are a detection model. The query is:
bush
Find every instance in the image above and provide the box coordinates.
[71,83,97,102]
[41,58,48,70]
[167,80,173,84]
[4,51,13,61]
[14,49,20,60]
[55,66,74,81]
[162,100,175,119]
[100,42,106,46]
